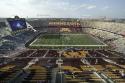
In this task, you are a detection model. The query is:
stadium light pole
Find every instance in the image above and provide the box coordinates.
[56,50,64,83]
[59,50,63,72]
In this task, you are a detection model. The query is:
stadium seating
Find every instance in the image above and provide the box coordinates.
[17,50,35,57]
[63,50,88,58]
[103,70,125,82]
[46,50,59,57]
[0,22,6,28]
[0,30,40,55]
[22,65,51,83]
[81,20,125,54]
[63,65,104,83]
[30,50,46,57]
[0,65,21,82]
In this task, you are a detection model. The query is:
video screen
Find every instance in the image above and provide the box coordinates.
[7,18,27,31]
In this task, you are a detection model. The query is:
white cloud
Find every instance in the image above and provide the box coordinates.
[0,0,122,18]
[0,0,97,18]
[75,4,97,11]
[0,0,37,17]
[81,14,92,18]
[102,6,109,10]
[77,4,88,9]
[86,5,96,10]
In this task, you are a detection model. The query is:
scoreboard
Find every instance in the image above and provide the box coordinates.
[7,18,27,31]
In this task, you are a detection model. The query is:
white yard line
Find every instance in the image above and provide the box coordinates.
[41,33,88,35]
[31,44,108,47]
[30,38,39,46]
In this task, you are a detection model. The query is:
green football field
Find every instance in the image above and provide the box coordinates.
[29,34,107,49]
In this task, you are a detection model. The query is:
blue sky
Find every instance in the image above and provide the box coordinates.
[0,0,125,18]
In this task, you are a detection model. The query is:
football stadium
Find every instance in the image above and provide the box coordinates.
[0,16,125,83]
[29,34,107,49]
